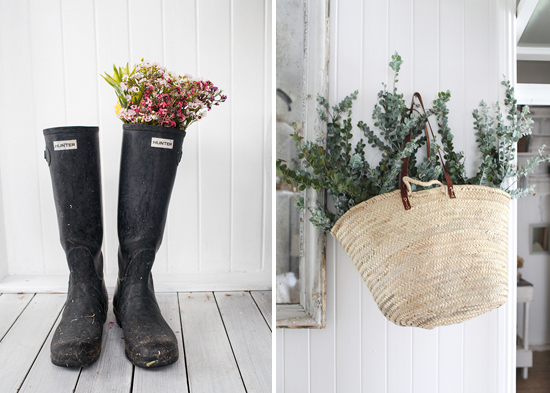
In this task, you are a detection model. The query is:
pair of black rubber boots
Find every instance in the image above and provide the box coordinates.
[44,125,185,368]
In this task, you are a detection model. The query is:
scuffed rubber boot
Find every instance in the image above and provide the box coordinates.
[113,124,185,368]
[44,126,108,368]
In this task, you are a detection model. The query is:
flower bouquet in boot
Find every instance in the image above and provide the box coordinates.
[44,127,108,367]
[102,60,226,368]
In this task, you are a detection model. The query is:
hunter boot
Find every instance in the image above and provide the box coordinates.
[44,126,109,367]
[113,124,185,368]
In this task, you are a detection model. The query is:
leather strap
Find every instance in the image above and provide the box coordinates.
[400,92,455,210]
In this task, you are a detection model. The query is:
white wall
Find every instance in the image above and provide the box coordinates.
[517,195,550,346]
[0,0,271,291]
[277,0,517,392]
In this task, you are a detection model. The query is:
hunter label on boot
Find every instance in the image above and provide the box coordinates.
[53,140,77,151]
[151,137,174,149]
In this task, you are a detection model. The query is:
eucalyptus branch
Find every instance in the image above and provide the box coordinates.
[276,54,549,233]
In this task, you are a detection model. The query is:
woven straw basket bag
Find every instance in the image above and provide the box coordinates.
[332,175,510,329]
[331,93,510,329]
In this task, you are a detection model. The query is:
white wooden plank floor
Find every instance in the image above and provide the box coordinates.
[0,291,272,393]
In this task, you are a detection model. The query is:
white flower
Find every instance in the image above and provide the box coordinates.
[122,75,128,82]
[134,72,143,80]
[130,86,140,93]
[120,82,128,91]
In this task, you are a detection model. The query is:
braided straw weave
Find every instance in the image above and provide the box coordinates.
[331,177,510,329]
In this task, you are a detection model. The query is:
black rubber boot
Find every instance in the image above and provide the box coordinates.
[113,124,185,368]
[44,126,108,368]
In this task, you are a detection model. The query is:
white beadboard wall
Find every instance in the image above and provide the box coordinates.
[277,0,518,392]
[0,0,272,291]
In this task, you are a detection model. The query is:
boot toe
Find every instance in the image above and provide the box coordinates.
[51,340,101,367]
[125,337,179,368]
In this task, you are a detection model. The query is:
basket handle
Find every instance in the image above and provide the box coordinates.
[399,92,455,210]
[402,176,446,195]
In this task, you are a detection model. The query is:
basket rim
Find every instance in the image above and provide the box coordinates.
[330,183,511,236]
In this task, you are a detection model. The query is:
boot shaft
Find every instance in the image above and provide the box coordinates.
[44,126,103,256]
[117,124,186,263]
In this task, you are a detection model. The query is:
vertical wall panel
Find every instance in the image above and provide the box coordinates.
[197,1,232,273]
[128,0,170,274]
[464,0,493,176]
[412,329,438,393]
[0,0,48,275]
[334,1,362,392]
[47,0,100,276]
[279,1,516,392]
[0,1,38,274]
[284,329,309,393]
[360,3,389,390]
[463,1,499,389]
[464,311,499,393]
[439,0,467,176]
[411,2,440,392]
[437,1,466,390]
[335,251,361,393]
[164,0,200,274]
[0,0,271,288]
[29,0,74,276]
[438,324,464,393]
[94,0,129,276]
[62,1,100,126]
[386,2,414,392]
[263,0,273,272]
[232,0,265,272]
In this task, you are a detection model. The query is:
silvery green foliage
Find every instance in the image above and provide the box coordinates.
[277,53,427,232]
[470,80,550,197]
[277,54,550,233]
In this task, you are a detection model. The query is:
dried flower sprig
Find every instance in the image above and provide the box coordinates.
[102,59,226,131]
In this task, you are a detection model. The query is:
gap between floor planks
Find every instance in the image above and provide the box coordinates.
[0,291,272,393]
